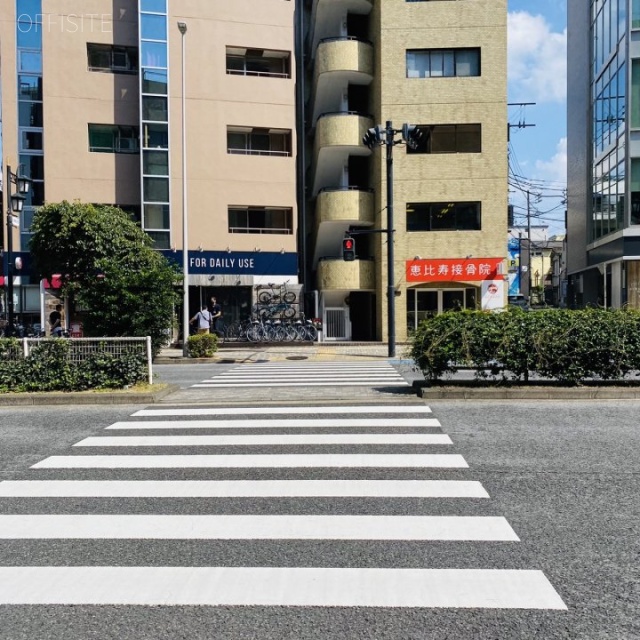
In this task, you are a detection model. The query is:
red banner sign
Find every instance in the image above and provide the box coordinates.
[406,257,503,282]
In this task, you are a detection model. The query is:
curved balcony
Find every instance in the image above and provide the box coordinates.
[317,258,375,291]
[316,188,375,227]
[311,38,374,124]
[310,0,373,54]
[312,112,372,195]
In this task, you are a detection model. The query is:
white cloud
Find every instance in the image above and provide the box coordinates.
[535,137,567,185]
[508,11,567,104]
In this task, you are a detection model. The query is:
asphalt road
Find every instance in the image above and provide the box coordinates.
[0,391,637,638]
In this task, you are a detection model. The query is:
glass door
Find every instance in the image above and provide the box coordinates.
[442,290,465,312]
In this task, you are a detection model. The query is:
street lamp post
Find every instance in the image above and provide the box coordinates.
[4,164,31,337]
[362,121,422,358]
[177,21,189,357]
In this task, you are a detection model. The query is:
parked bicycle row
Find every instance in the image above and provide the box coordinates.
[218,315,318,343]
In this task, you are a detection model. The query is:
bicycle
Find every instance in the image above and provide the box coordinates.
[255,302,296,319]
[257,281,297,305]
[293,315,318,342]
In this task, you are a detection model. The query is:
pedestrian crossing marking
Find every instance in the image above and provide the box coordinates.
[0,515,519,541]
[132,406,433,417]
[74,433,453,447]
[106,417,442,430]
[193,381,409,388]
[1,402,567,612]
[31,453,469,469]
[191,361,411,388]
[0,567,568,609]
[0,479,490,498]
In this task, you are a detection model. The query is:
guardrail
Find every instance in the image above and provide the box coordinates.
[4,337,153,385]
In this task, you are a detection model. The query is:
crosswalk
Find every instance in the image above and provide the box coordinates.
[0,403,567,610]
[191,361,411,388]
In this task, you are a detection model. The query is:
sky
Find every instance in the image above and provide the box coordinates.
[507,0,567,236]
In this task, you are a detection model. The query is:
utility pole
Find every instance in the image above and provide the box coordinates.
[527,189,532,303]
[507,102,536,141]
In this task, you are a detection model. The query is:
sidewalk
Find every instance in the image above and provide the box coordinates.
[155,342,414,364]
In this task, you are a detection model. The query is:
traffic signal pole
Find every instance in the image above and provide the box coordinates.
[361,120,422,358]
[385,121,396,359]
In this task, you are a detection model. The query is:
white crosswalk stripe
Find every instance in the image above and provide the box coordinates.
[0,403,566,610]
[192,361,410,388]
[107,417,442,429]
[0,479,490,498]
[74,433,453,447]
[0,567,567,608]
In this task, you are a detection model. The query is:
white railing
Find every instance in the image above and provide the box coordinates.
[227,148,291,157]
[8,337,153,385]
[228,226,293,234]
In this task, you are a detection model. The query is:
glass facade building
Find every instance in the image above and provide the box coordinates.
[568,0,640,308]
[16,0,44,247]
[139,0,171,249]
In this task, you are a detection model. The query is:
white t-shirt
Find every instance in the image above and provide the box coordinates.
[195,310,211,329]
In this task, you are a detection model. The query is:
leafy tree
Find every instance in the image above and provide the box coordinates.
[29,201,181,355]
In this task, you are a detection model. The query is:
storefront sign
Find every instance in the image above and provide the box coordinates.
[162,251,298,276]
[406,257,504,282]
[481,280,505,310]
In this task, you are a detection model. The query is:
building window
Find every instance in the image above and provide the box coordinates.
[228,207,294,234]
[406,48,480,78]
[407,124,481,154]
[227,127,292,156]
[226,47,291,78]
[406,202,481,231]
[88,124,139,153]
[87,44,138,74]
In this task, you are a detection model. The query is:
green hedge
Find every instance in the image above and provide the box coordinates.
[0,338,148,392]
[409,308,640,384]
[187,333,218,358]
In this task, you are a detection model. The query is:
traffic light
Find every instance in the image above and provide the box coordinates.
[342,236,356,261]
[402,123,425,150]
[362,125,384,149]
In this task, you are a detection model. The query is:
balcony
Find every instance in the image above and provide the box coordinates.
[316,188,374,227]
[317,258,375,291]
[312,112,372,195]
[309,0,373,54]
[311,38,373,124]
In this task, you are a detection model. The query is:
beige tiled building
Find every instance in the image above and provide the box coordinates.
[304,0,508,342]
[1,0,507,340]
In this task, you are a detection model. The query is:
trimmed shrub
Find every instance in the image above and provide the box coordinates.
[410,308,640,384]
[187,333,218,358]
[0,338,148,392]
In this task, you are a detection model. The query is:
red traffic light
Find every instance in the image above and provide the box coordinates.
[342,237,356,261]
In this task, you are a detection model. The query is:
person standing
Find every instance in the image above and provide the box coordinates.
[190,305,212,334]
[210,296,222,333]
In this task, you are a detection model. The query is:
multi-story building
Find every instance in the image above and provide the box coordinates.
[1,0,298,330]
[1,0,508,341]
[302,0,508,341]
[567,0,640,308]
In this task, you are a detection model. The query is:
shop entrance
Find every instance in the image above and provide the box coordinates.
[407,287,477,332]
[188,286,252,326]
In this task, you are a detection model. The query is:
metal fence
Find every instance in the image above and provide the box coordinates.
[4,337,153,385]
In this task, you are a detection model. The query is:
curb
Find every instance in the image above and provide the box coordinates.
[154,358,218,365]
[0,384,181,406]
[419,386,640,400]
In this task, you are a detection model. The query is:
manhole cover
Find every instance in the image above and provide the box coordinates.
[286,355,308,361]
